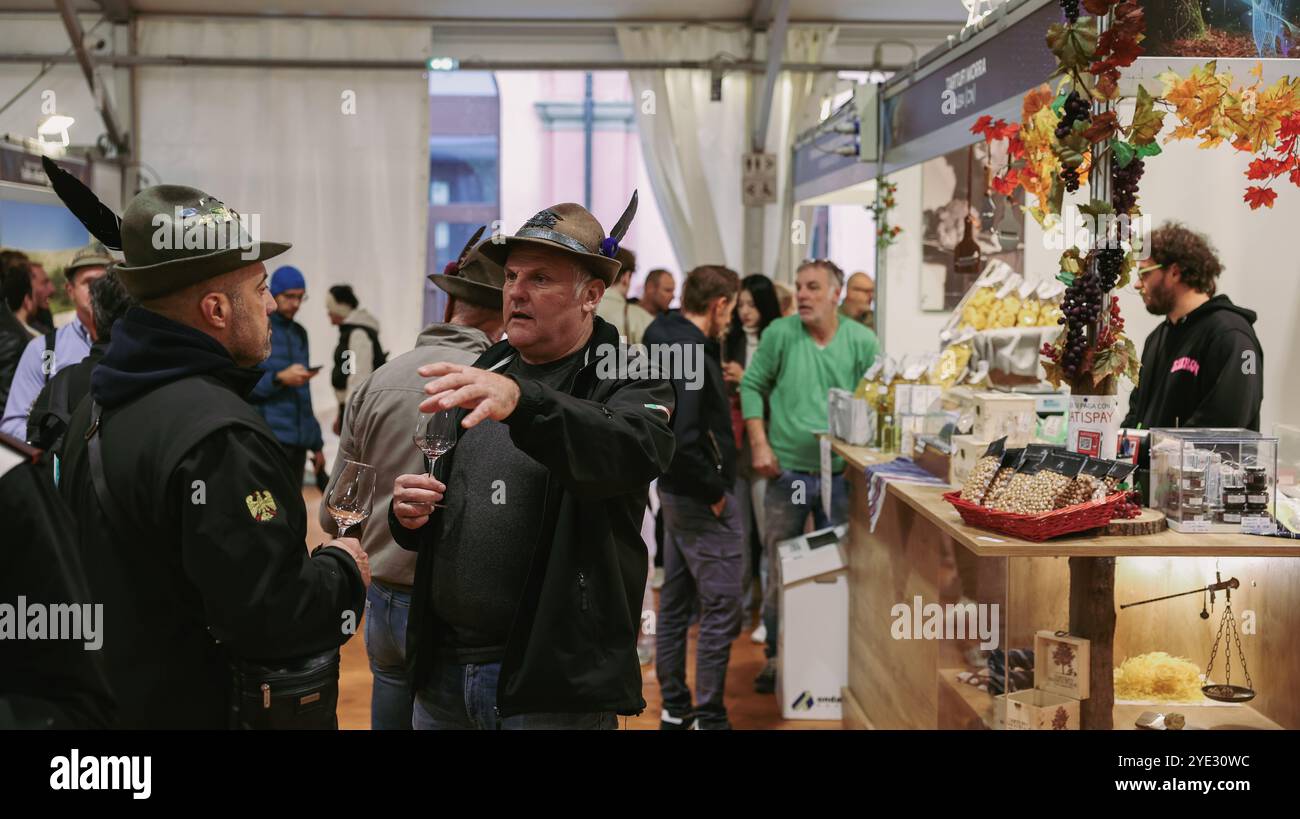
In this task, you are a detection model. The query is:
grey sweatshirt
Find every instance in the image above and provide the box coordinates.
[320,322,491,587]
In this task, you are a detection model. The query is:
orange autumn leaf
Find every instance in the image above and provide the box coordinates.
[1022,84,1055,120]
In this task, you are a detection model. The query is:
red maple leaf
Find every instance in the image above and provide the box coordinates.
[992,169,1022,196]
[1244,186,1278,209]
[990,119,1019,141]
[1280,113,1300,142]
[1008,135,1026,160]
[1246,158,1284,180]
[971,115,994,137]
[1290,167,1300,187]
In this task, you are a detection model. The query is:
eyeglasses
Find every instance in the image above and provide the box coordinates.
[1136,263,1162,281]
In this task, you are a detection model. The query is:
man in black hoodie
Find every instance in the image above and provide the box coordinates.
[1123,222,1264,431]
[643,264,741,730]
[54,182,369,728]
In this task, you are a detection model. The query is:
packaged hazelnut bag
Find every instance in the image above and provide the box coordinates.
[960,436,1008,504]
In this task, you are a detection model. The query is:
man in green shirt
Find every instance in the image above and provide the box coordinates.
[740,259,880,694]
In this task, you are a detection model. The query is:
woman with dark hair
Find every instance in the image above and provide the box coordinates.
[721,274,782,643]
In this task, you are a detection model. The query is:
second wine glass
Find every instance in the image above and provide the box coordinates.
[325,458,376,538]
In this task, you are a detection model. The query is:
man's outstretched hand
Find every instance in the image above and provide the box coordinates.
[418,362,522,429]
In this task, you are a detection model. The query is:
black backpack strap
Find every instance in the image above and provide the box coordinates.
[85,400,133,539]
[42,330,57,385]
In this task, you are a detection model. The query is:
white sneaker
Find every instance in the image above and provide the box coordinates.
[750,623,767,644]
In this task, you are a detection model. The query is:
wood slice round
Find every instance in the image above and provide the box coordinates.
[1103,508,1166,536]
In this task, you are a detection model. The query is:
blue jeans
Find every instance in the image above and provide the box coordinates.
[762,470,849,659]
[655,490,744,726]
[365,582,414,731]
[412,660,617,730]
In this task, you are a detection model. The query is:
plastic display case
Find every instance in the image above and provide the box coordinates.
[1149,428,1278,534]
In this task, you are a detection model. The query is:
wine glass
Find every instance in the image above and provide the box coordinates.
[325,459,376,538]
[414,408,457,478]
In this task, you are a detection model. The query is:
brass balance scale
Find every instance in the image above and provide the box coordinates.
[1119,572,1256,704]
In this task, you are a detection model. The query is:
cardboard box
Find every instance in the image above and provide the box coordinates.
[972,392,1037,445]
[777,525,848,721]
[1034,631,1090,700]
[1001,689,1080,730]
[949,434,990,487]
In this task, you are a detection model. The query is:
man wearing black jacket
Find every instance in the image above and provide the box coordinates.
[54,182,369,728]
[391,196,675,729]
[1123,222,1264,431]
[643,264,740,730]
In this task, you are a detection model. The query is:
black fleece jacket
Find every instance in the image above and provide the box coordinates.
[643,311,736,504]
[1122,295,1264,431]
[389,315,675,717]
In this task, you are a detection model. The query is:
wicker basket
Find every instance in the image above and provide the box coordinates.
[942,490,1128,542]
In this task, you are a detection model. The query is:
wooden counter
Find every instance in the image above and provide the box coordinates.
[831,437,1300,730]
[832,439,1300,558]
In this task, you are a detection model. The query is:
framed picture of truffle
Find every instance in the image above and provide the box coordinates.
[919,143,1025,311]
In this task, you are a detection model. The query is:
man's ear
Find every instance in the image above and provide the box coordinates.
[585,279,606,310]
[1166,263,1182,285]
[200,291,232,330]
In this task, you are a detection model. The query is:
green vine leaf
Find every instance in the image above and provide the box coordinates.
[1111,139,1136,168]
[1047,20,1098,78]
[1078,199,1116,218]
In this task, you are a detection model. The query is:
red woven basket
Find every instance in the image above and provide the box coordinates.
[942,490,1128,542]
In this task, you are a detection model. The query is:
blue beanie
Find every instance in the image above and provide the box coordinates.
[270,265,306,296]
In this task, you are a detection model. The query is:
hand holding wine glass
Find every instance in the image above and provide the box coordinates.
[325,459,376,538]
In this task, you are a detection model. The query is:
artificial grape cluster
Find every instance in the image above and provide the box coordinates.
[1095,247,1125,291]
[1061,167,1080,192]
[1059,0,1080,24]
[1114,490,1143,520]
[1111,155,1145,213]
[1051,265,1105,378]
[1096,295,1125,349]
[1055,91,1091,192]
[1055,91,1091,140]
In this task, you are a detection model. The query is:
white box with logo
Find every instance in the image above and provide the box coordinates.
[777,524,848,720]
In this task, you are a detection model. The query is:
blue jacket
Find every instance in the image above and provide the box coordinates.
[249,312,323,450]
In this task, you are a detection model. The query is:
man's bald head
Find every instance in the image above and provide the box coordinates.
[141,261,277,367]
[843,271,875,322]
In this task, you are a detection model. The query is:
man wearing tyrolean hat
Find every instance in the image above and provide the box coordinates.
[391,194,676,729]
[48,165,369,728]
[320,228,505,730]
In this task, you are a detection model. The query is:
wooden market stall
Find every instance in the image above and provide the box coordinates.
[834,439,1300,731]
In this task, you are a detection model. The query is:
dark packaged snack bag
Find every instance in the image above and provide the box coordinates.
[1103,460,1138,494]
[960,436,1008,504]
[1061,457,1114,507]
[1024,443,1066,464]
[981,447,1025,508]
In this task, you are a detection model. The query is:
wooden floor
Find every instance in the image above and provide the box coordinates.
[306,488,839,730]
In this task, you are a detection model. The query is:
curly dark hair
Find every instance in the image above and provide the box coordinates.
[1149,222,1222,295]
[90,271,136,342]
